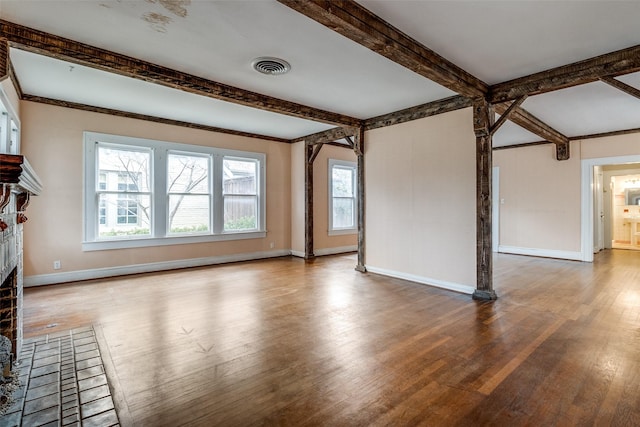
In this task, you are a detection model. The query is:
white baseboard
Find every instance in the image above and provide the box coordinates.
[365,265,475,295]
[314,245,357,256]
[291,246,356,258]
[498,245,583,261]
[290,250,305,258]
[24,249,291,287]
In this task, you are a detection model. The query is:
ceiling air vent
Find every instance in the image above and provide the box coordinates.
[252,57,291,75]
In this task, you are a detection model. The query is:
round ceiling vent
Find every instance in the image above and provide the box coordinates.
[251,57,291,75]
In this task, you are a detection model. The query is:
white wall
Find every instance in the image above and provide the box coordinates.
[365,108,477,294]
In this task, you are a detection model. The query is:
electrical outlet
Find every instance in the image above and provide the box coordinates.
[53,260,61,270]
[269,242,275,249]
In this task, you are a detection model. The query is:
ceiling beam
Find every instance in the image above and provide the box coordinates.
[23,95,291,144]
[0,19,361,127]
[364,95,472,130]
[277,0,487,99]
[494,103,568,146]
[600,76,640,100]
[490,96,527,136]
[490,44,640,103]
[294,126,359,145]
[494,103,570,160]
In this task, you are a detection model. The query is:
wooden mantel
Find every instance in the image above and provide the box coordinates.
[0,154,42,194]
[0,154,42,221]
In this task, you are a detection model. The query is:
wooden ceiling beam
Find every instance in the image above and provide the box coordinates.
[490,96,527,136]
[294,126,359,145]
[23,95,291,144]
[364,95,472,130]
[600,76,640,100]
[0,19,361,127]
[494,103,570,160]
[490,44,640,103]
[278,0,487,99]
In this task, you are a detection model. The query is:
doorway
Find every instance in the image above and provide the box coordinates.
[582,156,640,261]
[603,165,640,251]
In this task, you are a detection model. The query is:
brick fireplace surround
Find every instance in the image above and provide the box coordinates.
[0,154,42,364]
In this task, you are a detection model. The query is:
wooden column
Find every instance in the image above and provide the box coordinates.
[0,38,8,81]
[473,98,497,301]
[354,127,366,272]
[304,143,320,260]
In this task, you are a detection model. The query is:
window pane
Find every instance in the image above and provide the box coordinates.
[332,167,354,197]
[223,159,256,195]
[168,153,209,193]
[169,195,210,233]
[98,145,151,192]
[98,193,150,238]
[224,195,257,231]
[333,198,354,228]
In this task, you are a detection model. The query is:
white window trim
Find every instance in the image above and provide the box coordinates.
[328,158,357,236]
[0,88,20,155]
[83,132,266,251]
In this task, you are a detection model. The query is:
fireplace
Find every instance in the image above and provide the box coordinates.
[0,267,17,359]
[0,154,41,362]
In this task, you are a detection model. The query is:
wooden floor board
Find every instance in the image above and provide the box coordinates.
[21,249,640,425]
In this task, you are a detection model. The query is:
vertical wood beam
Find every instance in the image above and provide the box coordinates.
[473,98,497,301]
[0,38,8,81]
[354,127,366,272]
[305,142,319,260]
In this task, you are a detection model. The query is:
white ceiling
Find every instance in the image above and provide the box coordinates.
[1,0,639,145]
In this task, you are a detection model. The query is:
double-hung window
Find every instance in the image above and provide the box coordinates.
[96,144,152,238]
[223,157,258,232]
[84,132,266,250]
[328,159,357,235]
[167,152,211,234]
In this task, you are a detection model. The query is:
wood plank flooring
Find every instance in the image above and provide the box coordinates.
[22,250,640,426]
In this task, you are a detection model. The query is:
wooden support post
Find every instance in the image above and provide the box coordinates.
[0,38,8,81]
[556,141,570,161]
[305,142,318,260]
[354,127,366,273]
[472,98,497,301]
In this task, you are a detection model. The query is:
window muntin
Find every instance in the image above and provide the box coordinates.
[329,159,357,234]
[84,132,266,250]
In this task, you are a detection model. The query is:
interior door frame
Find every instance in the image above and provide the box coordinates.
[492,166,499,253]
[581,154,640,261]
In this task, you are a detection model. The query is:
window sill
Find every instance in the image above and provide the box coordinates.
[82,230,267,251]
[328,228,357,236]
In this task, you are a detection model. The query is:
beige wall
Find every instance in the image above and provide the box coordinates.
[494,133,640,258]
[580,132,640,159]
[365,108,477,290]
[289,141,358,257]
[20,101,292,278]
[313,144,357,252]
[493,142,582,253]
[290,141,305,255]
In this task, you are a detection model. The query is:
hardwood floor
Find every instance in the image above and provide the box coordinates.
[22,250,640,426]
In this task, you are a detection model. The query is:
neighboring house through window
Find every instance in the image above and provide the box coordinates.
[329,159,357,235]
[83,132,266,251]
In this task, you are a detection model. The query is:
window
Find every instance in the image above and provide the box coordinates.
[329,159,357,235]
[223,158,258,232]
[84,132,266,250]
[96,144,151,238]
[167,152,210,234]
[0,92,20,155]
